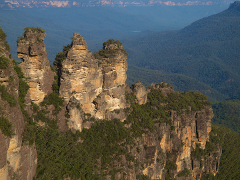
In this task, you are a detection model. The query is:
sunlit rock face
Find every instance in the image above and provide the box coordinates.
[58,33,104,127]
[17,28,55,105]
[116,85,220,180]
[99,39,128,115]
[0,31,37,180]
[57,34,128,131]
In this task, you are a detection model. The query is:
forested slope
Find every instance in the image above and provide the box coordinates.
[123,2,240,101]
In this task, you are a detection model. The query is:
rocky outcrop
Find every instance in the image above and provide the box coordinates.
[132,80,148,105]
[17,27,55,105]
[0,27,222,180]
[112,84,221,180]
[55,35,128,131]
[0,27,37,180]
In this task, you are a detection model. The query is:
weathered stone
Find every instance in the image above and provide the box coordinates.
[17,28,55,105]
[149,82,175,97]
[57,35,128,131]
[0,31,37,180]
[132,81,148,105]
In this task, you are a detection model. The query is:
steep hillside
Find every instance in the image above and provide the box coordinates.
[212,99,240,134]
[123,1,240,100]
[127,65,228,102]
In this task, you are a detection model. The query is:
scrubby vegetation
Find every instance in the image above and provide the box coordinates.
[0,116,15,137]
[0,27,7,41]
[200,124,240,180]
[53,44,71,71]
[30,84,214,179]
[0,56,10,69]
[23,27,45,33]
[94,39,128,59]
[0,85,17,107]
[177,168,190,177]
[212,99,240,134]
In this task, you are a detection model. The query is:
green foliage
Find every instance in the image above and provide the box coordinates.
[212,99,240,134]
[127,65,228,102]
[34,119,133,179]
[94,39,128,59]
[124,7,240,100]
[136,174,150,180]
[22,124,36,145]
[165,160,177,170]
[191,143,206,162]
[53,44,71,69]
[0,85,16,107]
[23,27,45,33]
[0,116,15,137]
[52,75,60,94]
[200,124,240,180]
[14,66,25,78]
[103,39,122,47]
[0,27,7,41]
[18,79,29,104]
[177,168,190,177]
[40,93,64,115]
[0,56,9,69]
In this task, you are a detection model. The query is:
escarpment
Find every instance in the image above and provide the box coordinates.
[0,27,37,180]
[0,27,222,180]
[17,27,55,105]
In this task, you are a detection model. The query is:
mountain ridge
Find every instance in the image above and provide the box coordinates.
[0,0,233,8]
[123,2,240,101]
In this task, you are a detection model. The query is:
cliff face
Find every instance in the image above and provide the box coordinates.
[17,27,55,105]
[55,35,128,132]
[0,28,222,180]
[107,83,221,180]
[0,28,37,180]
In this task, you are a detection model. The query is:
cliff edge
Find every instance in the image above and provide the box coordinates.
[0,28,222,180]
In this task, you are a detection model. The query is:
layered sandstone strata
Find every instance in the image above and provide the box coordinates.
[17,27,54,104]
[56,34,128,131]
[123,84,221,180]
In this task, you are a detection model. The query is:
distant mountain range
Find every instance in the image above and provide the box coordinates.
[0,0,234,8]
[123,1,240,101]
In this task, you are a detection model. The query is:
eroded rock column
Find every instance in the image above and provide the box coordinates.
[17,28,54,104]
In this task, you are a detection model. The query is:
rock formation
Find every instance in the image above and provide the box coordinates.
[132,80,148,105]
[54,35,128,131]
[0,27,222,180]
[104,83,221,180]
[0,27,37,180]
[17,27,55,105]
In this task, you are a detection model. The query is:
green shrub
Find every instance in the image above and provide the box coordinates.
[14,66,25,78]
[136,174,150,180]
[18,79,29,104]
[94,39,128,59]
[165,160,177,170]
[177,168,190,177]
[4,41,11,51]
[0,85,16,107]
[0,116,15,137]
[41,93,64,115]
[0,56,9,69]
[0,27,7,41]
[22,124,36,145]
[23,27,45,33]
